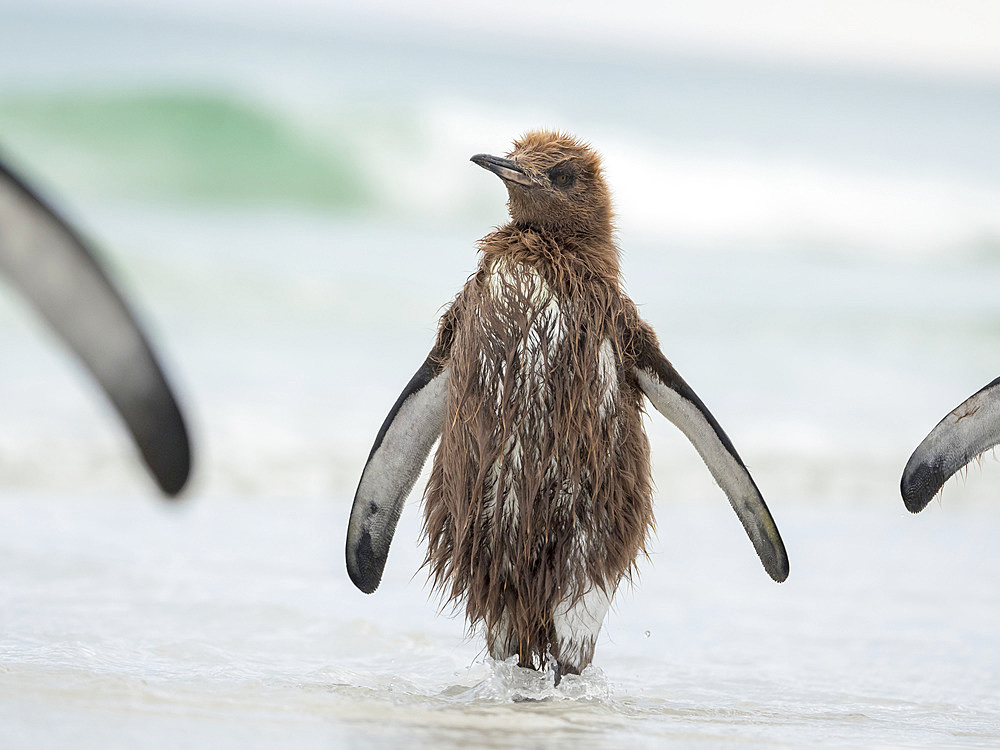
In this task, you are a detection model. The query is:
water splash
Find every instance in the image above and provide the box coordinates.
[443,656,613,704]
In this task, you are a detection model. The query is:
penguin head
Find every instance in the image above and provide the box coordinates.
[471,130,613,238]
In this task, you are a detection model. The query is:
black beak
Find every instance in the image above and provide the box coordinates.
[470,153,535,187]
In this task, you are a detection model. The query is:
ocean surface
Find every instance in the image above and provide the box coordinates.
[1,4,999,747]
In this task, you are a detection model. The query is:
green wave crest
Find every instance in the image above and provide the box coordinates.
[0,91,371,209]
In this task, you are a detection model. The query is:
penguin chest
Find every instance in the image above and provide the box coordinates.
[481,261,569,405]
[465,262,620,528]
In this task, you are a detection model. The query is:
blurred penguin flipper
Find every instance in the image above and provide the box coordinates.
[901,376,1000,513]
[0,157,191,496]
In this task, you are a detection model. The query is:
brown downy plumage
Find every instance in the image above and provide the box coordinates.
[347,130,788,681]
[424,132,653,673]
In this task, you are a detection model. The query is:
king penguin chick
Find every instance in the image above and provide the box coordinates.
[347,131,788,681]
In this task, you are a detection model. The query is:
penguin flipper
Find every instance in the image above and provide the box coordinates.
[634,346,788,583]
[346,357,450,593]
[901,376,1000,513]
[0,157,191,496]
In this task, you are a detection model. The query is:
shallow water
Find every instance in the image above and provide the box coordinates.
[2,490,999,748]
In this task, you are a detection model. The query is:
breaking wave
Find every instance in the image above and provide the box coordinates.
[0,87,997,259]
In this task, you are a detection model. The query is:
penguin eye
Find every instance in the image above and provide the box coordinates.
[548,166,576,190]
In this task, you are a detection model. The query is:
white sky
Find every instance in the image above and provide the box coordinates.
[46,0,1000,81]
